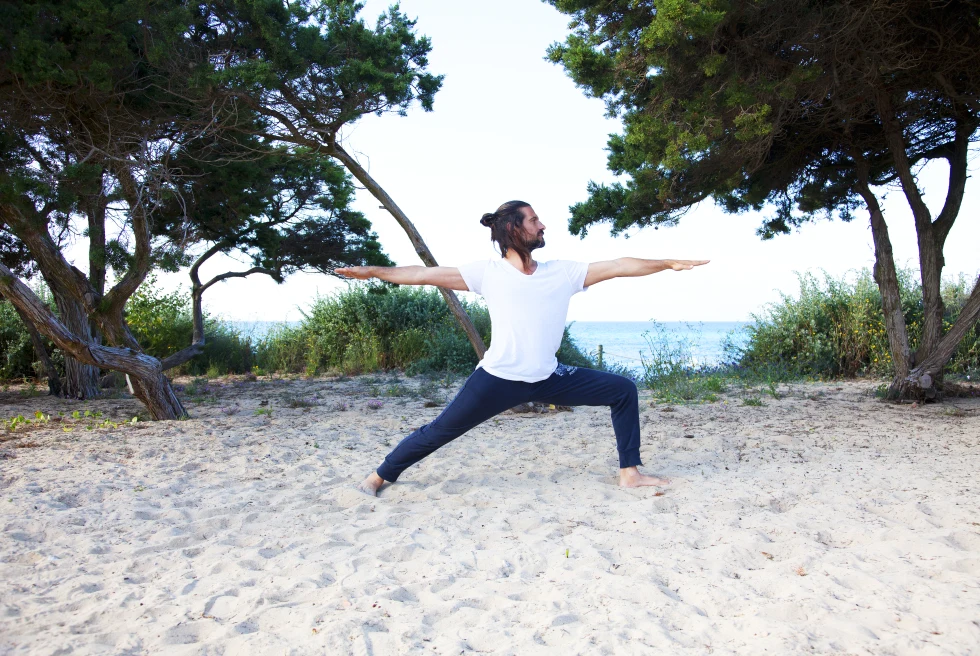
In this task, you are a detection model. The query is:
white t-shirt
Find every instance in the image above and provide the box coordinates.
[457,258,589,382]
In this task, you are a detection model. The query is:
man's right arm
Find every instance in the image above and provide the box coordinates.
[335,265,469,291]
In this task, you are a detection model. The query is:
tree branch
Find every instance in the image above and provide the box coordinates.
[933,124,971,247]
[0,206,100,311]
[199,266,277,295]
[0,263,163,379]
[331,142,487,358]
[102,163,154,316]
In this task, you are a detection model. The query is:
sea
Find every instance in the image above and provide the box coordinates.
[230,320,751,373]
[567,321,750,372]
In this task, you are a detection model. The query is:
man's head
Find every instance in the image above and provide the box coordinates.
[480,201,546,270]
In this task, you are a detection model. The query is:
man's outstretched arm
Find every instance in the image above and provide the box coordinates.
[335,266,469,291]
[584,258,710,287]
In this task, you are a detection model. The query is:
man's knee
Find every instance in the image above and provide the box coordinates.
[612,374,638,401]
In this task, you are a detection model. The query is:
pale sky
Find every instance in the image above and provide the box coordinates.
[146,0,979,323]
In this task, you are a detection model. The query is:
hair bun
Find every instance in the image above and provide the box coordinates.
[480,212,497,227]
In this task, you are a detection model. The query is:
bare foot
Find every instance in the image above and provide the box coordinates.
[619,466,670,488]
[357,472,385,497]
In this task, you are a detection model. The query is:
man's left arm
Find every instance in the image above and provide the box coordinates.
[584,258,710,287]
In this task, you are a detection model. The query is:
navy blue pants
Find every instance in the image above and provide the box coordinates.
[375,366,643,482]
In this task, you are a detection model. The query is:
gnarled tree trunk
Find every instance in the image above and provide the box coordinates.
[872,94,975,399]
[855,160,912,383]
[0,263,187,419]
[54,294,101,399]
[896,275,980,399]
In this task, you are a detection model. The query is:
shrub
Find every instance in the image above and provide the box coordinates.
[0,285,58,381]
[638,322,734,402]
[254,284,489,375]
[253,283,597,377]
[0,297,38,380]
[125,278,253,375]
[735,269,980,379]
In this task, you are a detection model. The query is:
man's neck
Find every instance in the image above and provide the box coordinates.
[504,251,537,275]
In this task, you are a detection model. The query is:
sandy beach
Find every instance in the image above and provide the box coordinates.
[1,373,978,655]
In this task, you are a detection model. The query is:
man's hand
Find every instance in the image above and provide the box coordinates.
[336,266,375,280]
[669,260,710,271]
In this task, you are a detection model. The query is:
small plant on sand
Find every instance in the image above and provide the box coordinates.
[382,383,413,398]
[286,393,322,408]
[366,399,383,410]
[185,377,210,396]
[254,407,273,417]
[742,397,764,407]
[764,380,782,399]
[19,381,39,398]
[330,400,350,412]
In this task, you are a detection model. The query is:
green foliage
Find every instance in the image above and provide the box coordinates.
[556,324,596,368]
[0,285,59,381]
[125,278,253,376]
[734,269,980,378]
[547,0,980,237]
[255,284,490,376]
[0,298,36,380]
[254,284,596,377]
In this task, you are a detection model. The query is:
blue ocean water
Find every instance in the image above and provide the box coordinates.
[232,319,751,372]
[567,321,750,371]
[229,320,300,339]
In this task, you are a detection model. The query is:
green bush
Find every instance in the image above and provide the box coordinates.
[254,284,489,375]
[734,269,980,378]
[0,285,60,381]
[254,283,597,377]
[0,298,38,380]
[125,279,253,376]
[638,322,734,402]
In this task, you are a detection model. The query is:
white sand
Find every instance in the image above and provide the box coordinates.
[1,375,978,655]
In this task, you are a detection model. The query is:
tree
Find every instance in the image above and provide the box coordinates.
[0,0,391,417]
[198,0,487,359]
[547,0,980,398]
[0,0,212,416]
[154,133,393,370]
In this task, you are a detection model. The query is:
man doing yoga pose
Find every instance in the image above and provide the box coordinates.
[337,200,709,497]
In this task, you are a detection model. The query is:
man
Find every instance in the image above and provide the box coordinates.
[337,201,709,496]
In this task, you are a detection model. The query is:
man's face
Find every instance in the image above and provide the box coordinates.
[518,206,546,250]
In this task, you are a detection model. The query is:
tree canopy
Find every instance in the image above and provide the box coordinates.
[548,0,979,237]
[548,0,980,398]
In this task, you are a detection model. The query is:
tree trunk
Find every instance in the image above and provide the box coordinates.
[331,144,488,359]
[128,370,188,419]
[1,263,188,419]
[855,163,911,386]
[161,285,206,371]
[897,274,980,399]
[53,294,102,399]
[872,93,976,398]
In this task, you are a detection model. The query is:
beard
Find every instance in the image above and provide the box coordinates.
[525,231,545,251]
